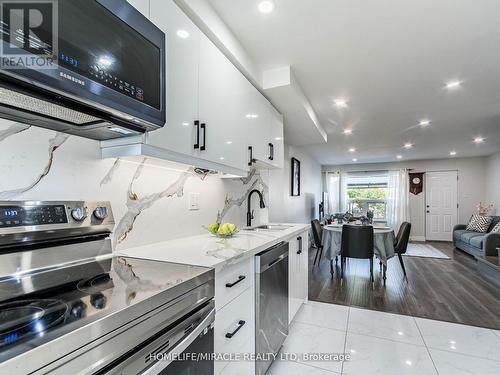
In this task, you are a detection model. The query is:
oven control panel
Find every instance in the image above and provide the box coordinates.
[0,205,68,228]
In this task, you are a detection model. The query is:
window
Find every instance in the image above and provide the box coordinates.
[346,174,388,222]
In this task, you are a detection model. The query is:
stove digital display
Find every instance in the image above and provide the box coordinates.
[0,205,68,228]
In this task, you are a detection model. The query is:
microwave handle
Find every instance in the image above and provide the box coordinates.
[142,308,215,375]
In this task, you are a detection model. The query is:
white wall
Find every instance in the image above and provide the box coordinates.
[485,151,500,215]
[323,157,487,240]
[268,144,322,224]
[0,121,270,251]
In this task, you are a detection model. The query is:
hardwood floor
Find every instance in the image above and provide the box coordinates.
[308,241,500,330]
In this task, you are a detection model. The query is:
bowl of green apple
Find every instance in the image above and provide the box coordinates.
[207,222,239,238]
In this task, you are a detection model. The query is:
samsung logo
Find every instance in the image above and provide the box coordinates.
[60,72,85,86]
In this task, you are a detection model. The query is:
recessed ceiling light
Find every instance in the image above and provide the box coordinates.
[274,137,282,141]
[397,155,403,159]
[419,119,431,127]
[352,158,358,162]
[445,80,461,90]
[403,143,413,149]
[225,141,233,145]
[181,121,190,127]
[349,147,356,153]
[343,129,352,135]
[219,156,225,160]
[473,136,485,144]
[258,0,275,13]
[245,113,258,119]
[334,98,348,108]
[449,151,457,156]
[176,29,190,39]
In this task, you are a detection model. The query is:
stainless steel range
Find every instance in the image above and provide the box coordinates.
[0,201,215,374]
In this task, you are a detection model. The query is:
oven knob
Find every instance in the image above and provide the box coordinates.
[71,207,88,222]
[93,206,108,220]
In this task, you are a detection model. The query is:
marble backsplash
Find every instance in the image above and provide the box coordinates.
[0,120,269,250]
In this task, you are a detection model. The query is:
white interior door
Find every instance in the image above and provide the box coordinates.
[425,171,458,241]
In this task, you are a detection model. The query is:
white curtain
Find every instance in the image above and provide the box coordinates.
[340,172,349,212]
[386,169,410,232]
[325,172,340,214]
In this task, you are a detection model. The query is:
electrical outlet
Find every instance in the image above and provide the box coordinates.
[188,193,200,210]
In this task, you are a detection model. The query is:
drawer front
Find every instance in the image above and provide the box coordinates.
[215,257,254,310]
[215,286,255,375]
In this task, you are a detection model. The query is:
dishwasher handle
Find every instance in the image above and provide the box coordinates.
[256,241,289,273]
[267,253,287,268]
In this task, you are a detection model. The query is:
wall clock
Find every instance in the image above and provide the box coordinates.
[409,172,424,195]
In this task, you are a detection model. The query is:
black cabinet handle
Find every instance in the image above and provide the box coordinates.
[297,236,302,254]
[268,143,274,160]
[200,123,206,151]
[225,275,246,288]
[225,320,245,338]
[194,120,200,149]
[248,146,254,166]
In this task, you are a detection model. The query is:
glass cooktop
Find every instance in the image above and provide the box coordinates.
[0,257,212,363]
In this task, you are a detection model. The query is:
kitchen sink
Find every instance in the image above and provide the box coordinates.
[244,224,292,231]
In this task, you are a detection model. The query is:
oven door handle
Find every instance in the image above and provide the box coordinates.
[143,308,215,375]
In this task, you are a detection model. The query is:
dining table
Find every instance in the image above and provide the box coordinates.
[321,223,396,266]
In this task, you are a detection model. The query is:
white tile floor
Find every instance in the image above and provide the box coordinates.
[267,301,500,375]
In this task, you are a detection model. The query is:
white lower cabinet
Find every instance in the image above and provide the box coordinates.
[288,230,309,323]
[214,286,255,375]
[215,258,254,311]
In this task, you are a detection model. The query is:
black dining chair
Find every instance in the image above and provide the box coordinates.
[394,222,412,279]
[311,219,323,266]
[340,225,374,282]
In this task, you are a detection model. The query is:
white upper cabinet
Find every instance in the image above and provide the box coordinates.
[268,105,284,169]
[247,88,271,164]
[105,0,283,176]
[149,0,200,157]
[198,33,250,172]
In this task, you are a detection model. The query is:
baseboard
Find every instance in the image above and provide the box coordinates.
[410,236,426,242]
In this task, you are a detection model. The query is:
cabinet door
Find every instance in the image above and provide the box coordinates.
[288,238,299,323]
[198,33,250,172]
[215,287,255,375]
[148,0,200,156]
[298,231,309,304]
[268,105,284,169]
[247,89,271,163]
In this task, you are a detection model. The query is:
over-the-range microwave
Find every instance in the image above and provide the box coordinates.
[0,0,166,140]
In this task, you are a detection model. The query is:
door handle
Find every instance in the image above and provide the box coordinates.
[268,143,274,160]
[225,275,246,288]
[297,236,303,254]
[225,320,245,338]
[193,120,200,149]
[200,123,206,151]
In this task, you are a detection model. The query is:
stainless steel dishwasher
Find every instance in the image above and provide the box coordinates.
[255,241,289,375]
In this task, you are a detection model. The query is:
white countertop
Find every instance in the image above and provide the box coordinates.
[118,223,310,272]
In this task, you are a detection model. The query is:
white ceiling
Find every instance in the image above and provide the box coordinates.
[208,0,500,165]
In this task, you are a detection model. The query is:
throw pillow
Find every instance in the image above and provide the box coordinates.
[466,214,493,233]
[491,222,500,234]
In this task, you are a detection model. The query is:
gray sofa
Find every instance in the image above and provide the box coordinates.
[453,216,500,257]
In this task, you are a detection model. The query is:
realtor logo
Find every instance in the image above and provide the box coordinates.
[0,0,58,69]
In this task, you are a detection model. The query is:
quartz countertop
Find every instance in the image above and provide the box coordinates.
[117,223,310,272]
